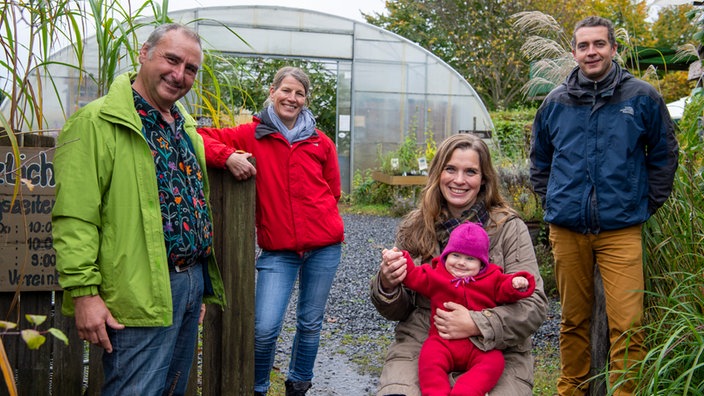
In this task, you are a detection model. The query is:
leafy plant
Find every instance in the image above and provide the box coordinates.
[609,272,704,395]
[491,108,536,161]
[495,163,543,222]
[0,315,68,396]
[378,114,436,176]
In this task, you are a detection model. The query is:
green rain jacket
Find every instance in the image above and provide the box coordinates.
[52,72,225,326]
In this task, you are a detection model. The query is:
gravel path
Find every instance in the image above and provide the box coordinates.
[274,213,561,395]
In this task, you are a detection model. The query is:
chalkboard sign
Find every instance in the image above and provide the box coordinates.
[0,146,59,291]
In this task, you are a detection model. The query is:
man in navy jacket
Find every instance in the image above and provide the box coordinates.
[530,16,678,396]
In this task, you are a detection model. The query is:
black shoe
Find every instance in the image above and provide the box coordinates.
[285,379,312,396]
[254,392,267,396]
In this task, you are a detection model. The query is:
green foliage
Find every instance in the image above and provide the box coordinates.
[496,164,543,222]
[378,114,435,176]
[339,332,394,377]
[349,169,420,217]
[615,67,704,396]
[378,133,423,176]
[366,0,530,110]
[0,314,68,351]
[490,109,544,222]
[532,342,560,395]
[84,0,158,96]
[0,0,84,133]
[651,4,698,48]
[643,71,695,103]
[367,0,663,110]
[612,272,704,395]
[534,243,557,298]
[643,92,703,299]
[491,108,536,162]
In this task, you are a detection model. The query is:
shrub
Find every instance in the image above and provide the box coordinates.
[491,108,537,162]
[496,163,543,222]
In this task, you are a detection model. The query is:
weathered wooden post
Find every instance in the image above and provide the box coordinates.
[200,165,256,395]
[589,266,609,396]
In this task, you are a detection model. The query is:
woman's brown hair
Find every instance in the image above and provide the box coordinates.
[396,134,514,260]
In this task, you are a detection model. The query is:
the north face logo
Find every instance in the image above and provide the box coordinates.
[620,106,634,116]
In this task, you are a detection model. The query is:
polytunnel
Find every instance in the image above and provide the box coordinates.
[32,5,494,193]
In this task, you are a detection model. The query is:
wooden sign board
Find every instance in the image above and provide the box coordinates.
[0,146,60,291]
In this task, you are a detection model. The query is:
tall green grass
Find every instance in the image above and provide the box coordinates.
[608,91,704,395]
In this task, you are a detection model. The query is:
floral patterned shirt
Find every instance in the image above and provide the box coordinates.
[134,90,213,269]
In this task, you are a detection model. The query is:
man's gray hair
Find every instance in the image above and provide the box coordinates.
[144,23,202,57]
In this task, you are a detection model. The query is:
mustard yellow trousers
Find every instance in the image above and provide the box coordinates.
[549,224,646,396]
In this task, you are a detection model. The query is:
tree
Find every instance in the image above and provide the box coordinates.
[591,0,651,46]
[365,0,531,110]
[651,4,698,49]
[365,0,655,110]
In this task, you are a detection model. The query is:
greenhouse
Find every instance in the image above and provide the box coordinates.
[33,5,493,192]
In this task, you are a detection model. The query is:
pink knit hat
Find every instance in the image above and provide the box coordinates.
[440,222,489,267]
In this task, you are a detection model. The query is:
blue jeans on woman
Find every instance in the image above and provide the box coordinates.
[102,262,204,396]
[253,244,342,393]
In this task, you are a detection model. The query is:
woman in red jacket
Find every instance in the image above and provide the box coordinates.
[198,66,344,396]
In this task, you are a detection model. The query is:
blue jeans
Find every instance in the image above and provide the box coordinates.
[253,244,341,393]
[102,262,204,396]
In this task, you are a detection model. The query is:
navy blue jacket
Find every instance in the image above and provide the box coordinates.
[530,62,678,234]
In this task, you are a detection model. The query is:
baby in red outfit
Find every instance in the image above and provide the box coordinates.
[382,222,536,396]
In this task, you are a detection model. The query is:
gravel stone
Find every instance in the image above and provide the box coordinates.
[273,213,561,395]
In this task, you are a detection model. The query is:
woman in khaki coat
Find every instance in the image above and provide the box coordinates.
[370,134,548,396]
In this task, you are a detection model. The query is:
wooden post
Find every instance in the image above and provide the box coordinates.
[51,292,85,396]
[589,266,609,396]
[201,165,256,395]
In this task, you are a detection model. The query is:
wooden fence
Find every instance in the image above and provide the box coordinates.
[0,135,255,395]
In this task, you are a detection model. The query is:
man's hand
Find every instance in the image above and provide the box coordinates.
[225,151,256,180]
[199,303,206,324]
[434,301,480,340]
[73,295,125,353]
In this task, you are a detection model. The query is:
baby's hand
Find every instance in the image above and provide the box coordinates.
[512,276,529,290]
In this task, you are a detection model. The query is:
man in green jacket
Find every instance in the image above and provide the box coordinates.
[52,23,225,395]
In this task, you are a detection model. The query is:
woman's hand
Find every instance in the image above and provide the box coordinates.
[225,151,257,180]
[379,248,407,293]
[434,301,480,339]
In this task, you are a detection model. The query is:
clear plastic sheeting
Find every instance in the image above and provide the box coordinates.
[29,5,493,192]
